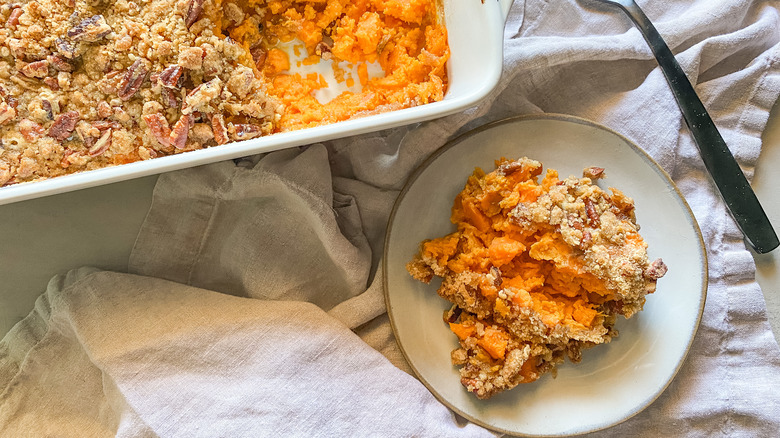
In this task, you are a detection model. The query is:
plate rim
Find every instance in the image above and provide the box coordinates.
[382,112,709,437]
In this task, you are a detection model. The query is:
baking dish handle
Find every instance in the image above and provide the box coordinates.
[499,0,514,23]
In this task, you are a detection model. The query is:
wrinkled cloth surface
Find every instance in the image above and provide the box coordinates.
[3,0,780,436]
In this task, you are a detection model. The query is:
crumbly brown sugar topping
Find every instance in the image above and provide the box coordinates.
[0,0,448,186]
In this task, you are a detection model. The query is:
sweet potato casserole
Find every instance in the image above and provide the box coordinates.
[0,0,448,185]
[406,157,667,399]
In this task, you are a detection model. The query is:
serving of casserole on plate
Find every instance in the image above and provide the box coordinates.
[0,0,513,205]
[384,114,707,436]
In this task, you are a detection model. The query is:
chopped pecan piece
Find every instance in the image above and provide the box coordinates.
[228,123,263,141]
[583,166,605,180]
[60,148,75,168]
[160,88,180,109]
[88,129,112,156]
[568,214,584,231]
[47,55,74,73]
[48,111,80,140]
[251,45,267,70]
[6,6,22,28]
[75,122,99,148]
[20,60,50,78]
[55,38,77,60]
[497,160,525,176]
[644,259,668,280]
[169,114,194,149]
[0,101,16,125]
[96,101,113,119]
[489,266,503,288]
[117,59,148,101]
[67,15,113,42]
[143,113,172,147]
[376,33,392,54]
[92,120,122,131]
[210,114,229,145]
[584,197,600,228]
[158,65,184,88]
[19,118,45,142]
[43,77,60,90]
[580,230,592,248]
[445,305,463,324]
[185,0,204,28]
[314,41,332,61]
[41,99,54,120]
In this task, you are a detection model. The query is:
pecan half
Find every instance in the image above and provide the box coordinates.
[55,38,77,60]
[88,129,112,156]
[48,111,80,140]
[117,59,148,101]
[143,113,172,147]
[185,0,204,28]
[0,101,16,125]
[20,60,50,78]
[6,7,22,28]
[67,15,112,42]
[228,123,263,141]
[210,114,229,145]
[169,114,194,149]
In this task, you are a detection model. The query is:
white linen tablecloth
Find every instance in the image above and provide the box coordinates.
[3,0,780,436]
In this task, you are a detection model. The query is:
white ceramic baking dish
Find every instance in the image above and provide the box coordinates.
[0,0,514,206]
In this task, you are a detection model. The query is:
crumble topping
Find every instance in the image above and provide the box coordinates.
[407,157,667,399]
[0,0,448,186]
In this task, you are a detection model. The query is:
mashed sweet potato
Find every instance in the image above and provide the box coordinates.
[216,0,449,131]
[406,157,668,399]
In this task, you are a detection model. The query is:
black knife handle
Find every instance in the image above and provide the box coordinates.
[617,1,778,253]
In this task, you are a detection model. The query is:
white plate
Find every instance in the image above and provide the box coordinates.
[383,114,707,436]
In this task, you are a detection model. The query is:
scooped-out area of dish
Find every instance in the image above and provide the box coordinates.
[0,0,449,185]
[406,157,667,399]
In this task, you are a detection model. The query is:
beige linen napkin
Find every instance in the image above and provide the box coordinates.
[3,0,780,436]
